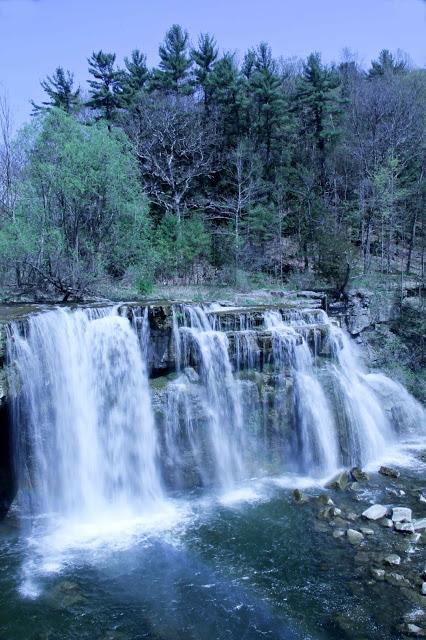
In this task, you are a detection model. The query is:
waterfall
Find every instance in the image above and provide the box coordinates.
[175,305,247,489]
[7,307,163,520]
[264,311,340,477]
[328,325,424,465]
[5,301,426,526]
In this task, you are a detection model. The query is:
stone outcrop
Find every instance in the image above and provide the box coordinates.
[344,289,399,336]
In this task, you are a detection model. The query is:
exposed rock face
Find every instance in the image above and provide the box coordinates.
[344,289,398,336]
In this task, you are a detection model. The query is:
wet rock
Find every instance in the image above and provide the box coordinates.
[392,507,412,523]
[333,516,349,527]
[330,507,342,517]
[419,494,426,504]
[293,488,309,503]
[370,567,385,580]
[414,519,426,531]
[326,471,349,491]
[379,465,400,479]
[347,529,364,545]
[347,512,359,521]
[349,481,363,492]
[397,623,426,637]
[317,494,334,506]
[350,467,369,482]
[48,580,87,610]
[360,527,374,536]
[333,528,346,539]
[409,533,422,544]
[384,554,401,566]
[362,504,388,521]
[385,572,411,587]
[395,522,415,534]
[422,582,426,596]
[317,506,334,520]
[379,517,394,528]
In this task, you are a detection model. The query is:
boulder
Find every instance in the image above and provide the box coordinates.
[422,583,426,596]
[350,467,369,482]
[370,567,385,580]
[362,504,388,521]
[360,527,375,536]
[414,519,426,531]
[395,522,415,534]
[379,517,394,528]
[379,465,400,478]
[384,554,401,566]
[386,572,411,587]
[293,488,309,503]
[316,494,334,506]
[392,507,412,523]
[332,528,346,539]
[326,471,349,491]
[396,623,426,637]
[347,529,364,545]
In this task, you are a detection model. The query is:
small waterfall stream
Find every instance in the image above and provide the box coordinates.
[6,302,426,527]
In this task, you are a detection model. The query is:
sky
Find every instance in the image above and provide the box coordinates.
[0,0,425,130]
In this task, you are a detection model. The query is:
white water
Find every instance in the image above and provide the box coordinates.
[177,305,247,489]
[8,307,163,521]
[6,301,426,535]
[264,311,340,476]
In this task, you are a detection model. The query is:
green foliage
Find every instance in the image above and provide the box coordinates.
[154,24,193,95]
[87,51,122,121]
[135,274,154,296]
[154,214,210,277]
[32,67,80,114]
[121,49,149,106]
[0,109,151,296]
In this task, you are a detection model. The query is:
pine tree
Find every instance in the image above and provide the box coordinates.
[121,49,149,106]
[87,51,122,122]
[154,24,193,94]
[293,52,343,186]
[369,49,407,78]
[209,53,247,147]
[32,67,80,114]
[248,43,285,169]
[191,33,218,109]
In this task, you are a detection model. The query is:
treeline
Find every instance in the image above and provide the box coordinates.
[0,25,425,299]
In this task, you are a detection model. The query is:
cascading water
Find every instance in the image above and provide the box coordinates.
[174,305,247,489]
[264,311,340,477]
[6,301,426,528]
[7,307,163,522]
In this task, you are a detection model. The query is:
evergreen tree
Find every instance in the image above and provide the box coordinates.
[293,52,343,186]
[248,43,286,170]
[369,49,408,78]
[154,24,193,94]
[87,51,122,122]
[32,67,80,114]
[191,33,218,109]
[121,49,149,106]
[209,53,247,147]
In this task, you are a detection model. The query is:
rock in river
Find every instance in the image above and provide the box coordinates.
[362,504,388,520]
[347,529,364,545]
[379,465,400,478]
[392,507,412,523]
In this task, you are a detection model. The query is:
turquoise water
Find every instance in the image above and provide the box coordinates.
[1,468,424,640]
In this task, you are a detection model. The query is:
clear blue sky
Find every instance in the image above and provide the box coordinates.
[1,0,425,129]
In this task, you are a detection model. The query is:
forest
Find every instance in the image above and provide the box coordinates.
[0,24,425,300]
